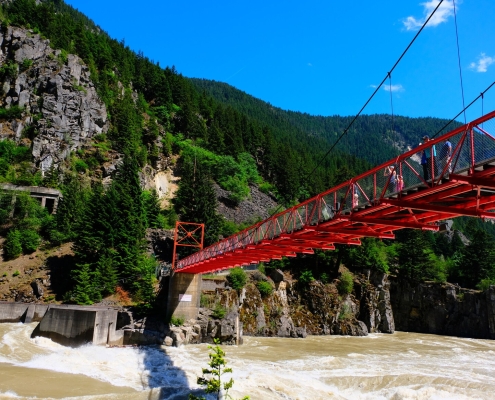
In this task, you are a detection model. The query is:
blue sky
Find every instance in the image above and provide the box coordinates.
[64,0,495,121]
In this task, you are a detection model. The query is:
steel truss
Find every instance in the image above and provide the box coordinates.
[176,111,495,274]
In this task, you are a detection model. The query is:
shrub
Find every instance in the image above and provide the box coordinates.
[257,281,273,297]
[21,59,33,71]
[189,338,249,400]
[337,271,354,295]
[115,286,132,306]
[12,270,20,277]
[212,303,227,319]
[200,293,215,308]
[4,229,22,259]
[299,270,315,285]
[257,263,266,275]
[227,267,247,290]
[320,272,330,284]
[477,279,495,292]
[0,106,24,120]
[338,304,353,321]
[170,315,185,326]
[74,159,88,173]
[20,229,40,253]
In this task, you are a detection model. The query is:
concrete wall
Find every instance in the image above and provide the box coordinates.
[0,302,49,323]
[167,272,202,321]
[202,278,226,292]
[0,302,124,347]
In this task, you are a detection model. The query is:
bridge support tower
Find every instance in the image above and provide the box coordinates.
[166,272,202,321]
[166,221,205,321]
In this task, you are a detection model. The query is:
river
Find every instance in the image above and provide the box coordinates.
[0,323,494,399]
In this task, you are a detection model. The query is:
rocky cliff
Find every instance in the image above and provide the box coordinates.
[391,280,495,339]
[0,23,108,172]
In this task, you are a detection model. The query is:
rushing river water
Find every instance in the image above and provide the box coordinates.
[0,323,495,399]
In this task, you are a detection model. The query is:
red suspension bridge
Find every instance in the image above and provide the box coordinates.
[175,111,495,274]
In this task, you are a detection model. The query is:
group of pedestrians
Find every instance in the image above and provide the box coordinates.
[420,135,452,183]
[382,134,453,194]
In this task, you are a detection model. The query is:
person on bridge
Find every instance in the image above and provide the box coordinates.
[421,135,437,184]
[384,165,397,192]
[439,139,453,176]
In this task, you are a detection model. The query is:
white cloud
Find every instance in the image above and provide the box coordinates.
[383,84,404,92]
[469,53,495,73]
[403,0,456,31]
[370,84,377,88]
[307,62,313,67]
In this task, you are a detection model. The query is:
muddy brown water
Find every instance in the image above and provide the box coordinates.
[0,323,494,399]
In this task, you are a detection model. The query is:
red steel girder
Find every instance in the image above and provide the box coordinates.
[448,174,495,188]
[381,199,495,219]
[307,226,395,239]
[337,216,439,231]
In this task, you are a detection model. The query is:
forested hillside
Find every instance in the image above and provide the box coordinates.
[191,79,463,167]
[0,0,493,308]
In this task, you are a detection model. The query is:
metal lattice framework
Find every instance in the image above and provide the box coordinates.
[176,111,495,274]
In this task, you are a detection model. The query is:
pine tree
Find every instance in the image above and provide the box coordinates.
[173,156,222,246]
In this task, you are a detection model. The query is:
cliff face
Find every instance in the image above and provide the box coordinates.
[202,270,395,340]
[0,24,108,172]
[391,280,495,339]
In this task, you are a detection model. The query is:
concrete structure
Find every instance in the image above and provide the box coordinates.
[201,277,226,292]
[0,183,61,214]
[0,302,127,347]
[166,273,202,321]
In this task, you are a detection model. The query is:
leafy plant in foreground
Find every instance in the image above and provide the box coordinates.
[189,339,249,400]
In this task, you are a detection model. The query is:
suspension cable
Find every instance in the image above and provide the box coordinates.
[305,0,446,180]
[263,0,446,220]
[452,0,466,124]
[388,72,396,156]
[431,80,495,138]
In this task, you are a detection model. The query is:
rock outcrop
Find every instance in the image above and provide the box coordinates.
[0,24,108,172]
[235,269,395,338]
[215,183,278,225]
[391,280,495,339]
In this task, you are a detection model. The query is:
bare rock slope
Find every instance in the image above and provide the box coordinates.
[0,24,108,172]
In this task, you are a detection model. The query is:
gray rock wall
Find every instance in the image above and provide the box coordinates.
[390,281,495,339]
[0,24,108,172]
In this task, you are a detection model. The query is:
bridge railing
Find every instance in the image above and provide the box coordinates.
[176,111,495,271]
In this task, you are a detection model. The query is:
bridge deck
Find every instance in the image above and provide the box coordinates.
[177,111,495,274]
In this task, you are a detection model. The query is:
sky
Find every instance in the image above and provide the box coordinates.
[63,0,495,122]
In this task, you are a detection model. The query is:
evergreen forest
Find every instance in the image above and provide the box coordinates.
[0,0,494,308]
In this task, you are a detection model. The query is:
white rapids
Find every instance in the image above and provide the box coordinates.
[0,323,494,399]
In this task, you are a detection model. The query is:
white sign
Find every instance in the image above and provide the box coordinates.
[179,294,192,302]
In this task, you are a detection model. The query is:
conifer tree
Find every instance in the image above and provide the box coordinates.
[173,156,222,246]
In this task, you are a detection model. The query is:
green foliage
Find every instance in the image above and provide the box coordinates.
[173,156,222,246]
[338,304,353,321]
[346,238,390,273]
[227,267,247,290]
[73,159,88,173]
[0,106,24,120]
[337,271,354,295]
[320,272,330,284]
[20,58,33,71]
[256,281,273,297]
[12,270,20,277]
[4,230,22,260]
[189,339,249,400]
[200,293,215,308]
[477,279,495,291]
[257,263,266,275]
[212,303,227,319]
[20,229,40,253]
[0,60,17,80]
[299,270,314,285]
[170,315,185,326]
